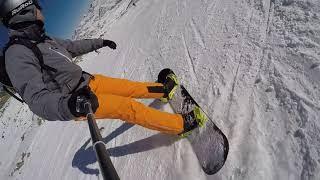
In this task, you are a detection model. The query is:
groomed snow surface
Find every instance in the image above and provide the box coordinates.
[1,0,320,179]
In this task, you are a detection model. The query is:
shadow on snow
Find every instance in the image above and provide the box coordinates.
[72,100,179,176]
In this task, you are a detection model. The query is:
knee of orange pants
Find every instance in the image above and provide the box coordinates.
[93,93,184,135]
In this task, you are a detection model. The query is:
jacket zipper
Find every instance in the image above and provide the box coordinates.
[49,47,73,62]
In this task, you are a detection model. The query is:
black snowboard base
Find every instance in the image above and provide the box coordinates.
[158,68,229,175]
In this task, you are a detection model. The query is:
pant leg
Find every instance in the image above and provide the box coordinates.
[94,93,184,135]
[89,74,164,99]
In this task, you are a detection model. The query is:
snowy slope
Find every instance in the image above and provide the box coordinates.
[1,0,320,179]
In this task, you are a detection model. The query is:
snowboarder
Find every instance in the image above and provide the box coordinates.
[0,0,206,136]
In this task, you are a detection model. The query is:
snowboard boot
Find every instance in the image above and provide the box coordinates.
[160,73,179,103]
[179,106,208,138]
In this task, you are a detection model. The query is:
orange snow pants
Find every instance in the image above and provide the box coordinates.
[88,74,184,135]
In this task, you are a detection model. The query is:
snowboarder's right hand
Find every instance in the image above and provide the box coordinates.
[68,86,99,117]
[103,40,117,50]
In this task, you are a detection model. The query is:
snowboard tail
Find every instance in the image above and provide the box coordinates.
[179,85,229,174]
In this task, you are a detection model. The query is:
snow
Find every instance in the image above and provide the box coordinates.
[1,0,320,179]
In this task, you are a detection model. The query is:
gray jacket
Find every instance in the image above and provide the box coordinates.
[5,24,104,121]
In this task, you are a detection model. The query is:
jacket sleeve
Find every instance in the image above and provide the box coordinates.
[53,38,104,58]
[5,45,75,121]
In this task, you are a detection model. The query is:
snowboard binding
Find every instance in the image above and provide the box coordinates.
[157,68,179,103]
[180,106,208,137]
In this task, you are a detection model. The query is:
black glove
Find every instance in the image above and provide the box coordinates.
[68,86,99,117]
[103,40,117,49]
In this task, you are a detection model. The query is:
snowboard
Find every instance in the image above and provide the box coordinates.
[158,68,229,175]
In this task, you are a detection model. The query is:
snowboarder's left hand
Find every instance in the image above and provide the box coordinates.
[103,40,117,50]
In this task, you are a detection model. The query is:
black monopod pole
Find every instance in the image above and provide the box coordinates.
[85,102,120,180]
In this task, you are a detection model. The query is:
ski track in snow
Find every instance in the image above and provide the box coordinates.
[181,33,199,86]
[190,18,206,49]
[1,0,320,179]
